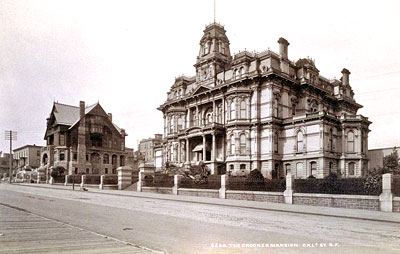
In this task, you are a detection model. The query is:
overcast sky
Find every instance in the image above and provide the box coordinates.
[1,0,399,153]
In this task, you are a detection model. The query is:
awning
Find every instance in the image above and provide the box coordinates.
[192,144,203,152]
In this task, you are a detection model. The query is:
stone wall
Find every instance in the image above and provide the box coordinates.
[142,187,173,195]
[178,188,219,198]
[393,197,400,213]
[293,193,380,211]
[226,190,284,203]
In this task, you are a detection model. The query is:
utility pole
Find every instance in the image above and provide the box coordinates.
[5,131,17,183]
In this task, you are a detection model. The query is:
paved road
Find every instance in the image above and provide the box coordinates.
[0,183,399,254]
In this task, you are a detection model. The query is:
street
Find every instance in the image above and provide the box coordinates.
[0,183,399,254]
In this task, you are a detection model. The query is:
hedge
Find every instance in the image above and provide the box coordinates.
[85,175,101,185]
[393,176,400,197]
[228,177,286,192]
[145,174,174,187]
[103,175,118,185]
[179,175,221,189]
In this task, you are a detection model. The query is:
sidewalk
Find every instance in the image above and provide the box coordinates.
[9,182,400,224]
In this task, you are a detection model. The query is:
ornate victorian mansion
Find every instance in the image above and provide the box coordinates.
[158,23,371,179]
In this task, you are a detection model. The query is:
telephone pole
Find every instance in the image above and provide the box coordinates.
[5,131,17,183]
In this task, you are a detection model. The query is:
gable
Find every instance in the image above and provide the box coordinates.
[192,85,211,95]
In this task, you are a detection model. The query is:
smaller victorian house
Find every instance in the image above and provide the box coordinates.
[41,101,128,179]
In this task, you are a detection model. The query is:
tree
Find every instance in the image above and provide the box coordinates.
[383,148,400,175]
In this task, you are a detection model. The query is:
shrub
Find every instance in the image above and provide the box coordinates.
[245,169,266,191]
[364,174,382,195]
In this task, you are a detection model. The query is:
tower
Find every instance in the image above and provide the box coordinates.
[194,23,232,85]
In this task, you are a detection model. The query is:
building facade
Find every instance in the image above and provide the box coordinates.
[0,152,12,176]
[158,23,371,179]
[13,145,43,171]
[41,101,128,176]
[368,147,400,170]
[138,134,162,164]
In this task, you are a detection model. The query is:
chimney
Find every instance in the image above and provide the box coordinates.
[79,101,85,119]
[108,113,112,122]
[341,68,351,86]
[278,37,290,60]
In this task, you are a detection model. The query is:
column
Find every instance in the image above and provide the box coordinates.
[186,138,190,163]
[212,100,216,123]
[178,141,181,164]
[222,97,225,124]
[202,135,206,162]
[379,173,393,212]
[196,105,199,126]
[212,134,216,161]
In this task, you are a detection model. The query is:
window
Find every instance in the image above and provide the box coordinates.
[310,161,317,176]
[274,132,278,154]
[103,154,109,164]
[120,156,125,166]
[348,162,355,176]
[240,67,245,77]
[361,131,365,153]
[217,106,222,123]
[240,100,246,119]
[296,163,303,178]
[274,98,278,117]
[230,101,235,120]
[86,168,90,174]
[285,164,291,176]
[112,168,116,174]
[219,41,225,54]
[297,132,304,151]
[240,164,246,170]
[204,41,209,55]
[178,117,183,130]
[170,117,174,133]
[59,153,65,161]
[105,168,108,174]
[230,135,235,154]
[74,168,78,174]
[73,153,77,161]
[60,134,65,146]
[86,154,89,161]
[240,134,246,154]
[329,162,333,175]
[328,129,333,151]
[230,165,234,171]
[37,151,40,156]
[347,131,354,152]
[192,111,197,126]
[292,104,296,116]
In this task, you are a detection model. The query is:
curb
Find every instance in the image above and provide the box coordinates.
[4,182,400,224]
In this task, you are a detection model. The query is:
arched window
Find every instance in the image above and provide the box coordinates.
[178,117,183,130]
[347,131,354,152]
[240,100,246,119]
[230,101,236,120]
[170,117,174,133]
[310,161,317,176]
[230,135,235,155]
[217,105,222,123]
[240,67,245,77]
[240,134,246,154]
[274,132,278,154]
[192,111,197,126]
[120,156,125,166]
[292,104,296,116]
[348,162,355,176]
[230,164,234,171]
[103,154,109,164]
[240,164,246,170]
[297,131,304,151]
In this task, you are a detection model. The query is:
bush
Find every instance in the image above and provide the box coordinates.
[364,174,382,195]
[245,169,266,191]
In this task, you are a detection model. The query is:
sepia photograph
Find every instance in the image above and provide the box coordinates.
[0,0,399,253]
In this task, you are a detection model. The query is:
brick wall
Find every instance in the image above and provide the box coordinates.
[293,193,380,211]
[393,197,400,213]
[226,191,284,203]
[178,188,219,198]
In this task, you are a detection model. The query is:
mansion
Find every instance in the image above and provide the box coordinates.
[158,23,371,179]
[41,101,128,177]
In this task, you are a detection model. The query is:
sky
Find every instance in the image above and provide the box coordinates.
[0,0,400,153]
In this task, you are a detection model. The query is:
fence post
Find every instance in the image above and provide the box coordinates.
[64,175,69,186]
[80,175,86,188]
[283,174,294,204]
[379,173,393,212]
[118,166,133,190]
[137,171,143,192]
[49,176,54,185]
[173,175,182,195]
[219,174,229,199]
[99,175,104,190]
